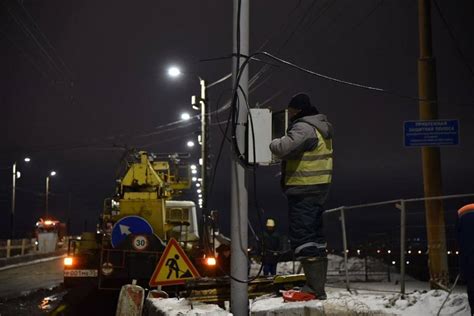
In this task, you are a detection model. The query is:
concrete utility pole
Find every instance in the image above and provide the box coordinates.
[230,0,249,314]
[417,0,449,287]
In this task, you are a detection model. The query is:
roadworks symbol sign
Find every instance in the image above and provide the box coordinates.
[149,238,200,286]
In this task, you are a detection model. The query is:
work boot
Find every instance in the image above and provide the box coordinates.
[301,256,328,300]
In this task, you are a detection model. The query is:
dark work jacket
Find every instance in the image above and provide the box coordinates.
[263,230,281,264]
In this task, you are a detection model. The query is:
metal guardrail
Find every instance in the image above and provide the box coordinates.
[0,236,75,259]
[325,193,474,294]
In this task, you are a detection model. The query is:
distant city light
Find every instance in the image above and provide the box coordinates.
[392,261,396,265]
[408,250,412,254]
[387,250,391,254]
[190,164,197,170]
[192,177,197,182]
[199,158,203,165]
[197,189,202,194]
[191,169,197,174]
[16,171,21,179]
[455,251,459,255]
[187,141,195,148]
[198,194,202,198]
[50,171,57,176]
[406,261,410,265]
[196,183,201,187]
[377,250,381,254]
[447,251,451,255]
[168,66,181,78]
[24,157,31,162]
[357,249,361,255]
[181,112,191,121]
[418,250,422,254]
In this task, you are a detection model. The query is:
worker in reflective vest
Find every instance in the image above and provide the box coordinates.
[270,93,333,301]
[458,204,474,315]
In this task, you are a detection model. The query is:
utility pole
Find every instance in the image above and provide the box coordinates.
[417,0,449,287]
[10,162,17,239]
[230,0,249,314]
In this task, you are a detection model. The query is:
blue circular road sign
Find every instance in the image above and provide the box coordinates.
[111,216,154,248]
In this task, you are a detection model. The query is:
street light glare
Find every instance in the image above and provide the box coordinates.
[187,141,195,148]
[168,66,181,78]
[50,171,57,176]
[180,112,191,121]
[24,157,31,162]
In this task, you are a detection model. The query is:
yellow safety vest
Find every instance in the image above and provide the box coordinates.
[284,128,333,186]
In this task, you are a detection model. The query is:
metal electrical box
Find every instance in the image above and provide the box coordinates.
[248,108,272,165]
[247,108,288,165]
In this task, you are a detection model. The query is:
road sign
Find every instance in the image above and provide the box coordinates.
[111,216,154,248]
[132,235,149,251]
[404,119,459,147]
[149,238,200,287]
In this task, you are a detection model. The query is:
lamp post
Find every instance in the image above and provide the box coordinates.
[10,157,31,238]
[167,67,209,212]
[45,171,56,217]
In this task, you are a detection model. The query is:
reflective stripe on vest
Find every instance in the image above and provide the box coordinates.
[285,128,333,186]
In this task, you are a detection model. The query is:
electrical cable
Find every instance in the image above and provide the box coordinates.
[16,0,73,78]
[0,28,50,80]
[3,2,67,81]
[432,0,474,81]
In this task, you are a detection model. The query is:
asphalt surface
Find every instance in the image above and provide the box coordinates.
[0,257,64,299]
[0,257,118,315]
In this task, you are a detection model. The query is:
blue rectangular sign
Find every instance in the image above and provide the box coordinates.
[404,119,459,147]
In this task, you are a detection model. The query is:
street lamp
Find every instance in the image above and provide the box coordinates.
[167,66,209,215]
[181,112,191,121]
[45,170,57,217]
[167,66,181,78]
[11,157,31,238]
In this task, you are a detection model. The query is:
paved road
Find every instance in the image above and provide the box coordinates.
[0,257,63,299]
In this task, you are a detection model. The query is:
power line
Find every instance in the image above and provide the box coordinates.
[432,0,474,81]
[3,1,67,81]
[0,28,50,80]
[16,0,73,78]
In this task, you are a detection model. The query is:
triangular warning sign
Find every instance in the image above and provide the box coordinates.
[149,238,200,287]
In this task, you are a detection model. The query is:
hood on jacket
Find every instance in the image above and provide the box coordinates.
[295,114,333,139]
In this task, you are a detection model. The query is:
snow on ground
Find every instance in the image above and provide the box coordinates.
[249,288,471,316]
[145,297,231,316]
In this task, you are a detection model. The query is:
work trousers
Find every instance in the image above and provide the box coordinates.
[263,263,277,276]
[287,193,327,260]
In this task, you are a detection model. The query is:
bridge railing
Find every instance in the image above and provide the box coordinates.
[0,238,37,258]
[325,192,474,294]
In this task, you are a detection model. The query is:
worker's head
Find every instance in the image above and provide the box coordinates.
[288,93,319,121]
[266,218,276,232]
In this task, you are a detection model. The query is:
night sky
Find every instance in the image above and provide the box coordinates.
[1,0,473,247]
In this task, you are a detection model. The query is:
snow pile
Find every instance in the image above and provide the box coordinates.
[364,290,471,315]
[251,295,323,315]
[250,289,471,316]
[145,297,231,316]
